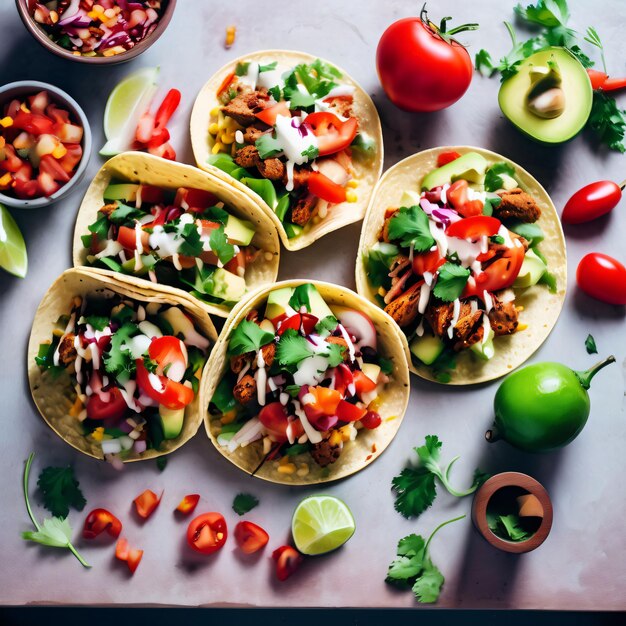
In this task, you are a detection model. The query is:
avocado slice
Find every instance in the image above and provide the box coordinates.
[207,268,246,302]
[421,152,489,191]
[470,322,495,361]
[514,249,548,288]
[265,286,295,321]
[224,215,255,246]
[159,406,185,439]
[498,47,593,144]
[410,334,445,365]
[306,285,334,320]
[104,183,140,203]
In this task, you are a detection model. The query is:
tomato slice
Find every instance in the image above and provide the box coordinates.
[272,545,303,581]
[176,494,200,515]
[255,101,291,126]
[446,216,501,239]
[234,521,270,554]
[115,538,143,574]
[336,399,367,423]
[412,248,445,276]
[217,71,236,97]
[258,402,290,442]
[187,512,228,555]
[307,171,347,204]
[86,387,128,421]
[447,179,468,210]
[276,312,318,336]
[39,154,71,183]
[11,111,55,136]
[457,199,484,217]
[353,370,377,396]
[437,151,461,167]
[117,225,150,251]
[154,89,181,130]
[133,489,162,519]
[176,188,219,212]
[463,240,526,297]
[148,336,188,382]
[303,112,358,156]
[83,508,122,539]
[135,360,194,410]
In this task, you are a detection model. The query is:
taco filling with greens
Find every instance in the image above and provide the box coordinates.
[365,151,557,382]
[82,181,265,306]
[209,284,394,475]
[34,294,210,458]
[206,57,376,239]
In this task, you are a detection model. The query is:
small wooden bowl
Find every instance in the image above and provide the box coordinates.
[472,471,553,554]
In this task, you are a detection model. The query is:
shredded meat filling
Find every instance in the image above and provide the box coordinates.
[233,374,256,404]
[384,281,421,327]
[310,435,343,467]
[221,90,270,126]
[58,334,77,365]
[291,194,317,226]
[496,188,541,223]
[488,295,519,335]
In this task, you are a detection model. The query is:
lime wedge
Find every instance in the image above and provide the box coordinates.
[291,495,356,555]
[100,66,159,156]
[0,204,27,278]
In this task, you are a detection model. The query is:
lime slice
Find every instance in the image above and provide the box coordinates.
[291,495,356,555]
[0,204,27,278]
[100,66,159,156]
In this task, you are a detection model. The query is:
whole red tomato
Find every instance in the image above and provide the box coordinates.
[561,180,623,224]
[376,9,477,112]
[577,253,626,305]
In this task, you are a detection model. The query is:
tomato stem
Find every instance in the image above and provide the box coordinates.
[619,179,626,190]
[420,3,478,45]
[574,355,616,390]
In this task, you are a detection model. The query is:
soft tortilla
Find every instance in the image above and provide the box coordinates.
[72,151,280,318]
[201,280,411,485]
[355,146,567,385]
[27,268,218,462]
[190,49,384,251]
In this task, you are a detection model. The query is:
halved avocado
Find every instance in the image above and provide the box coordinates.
[498,47,592,144]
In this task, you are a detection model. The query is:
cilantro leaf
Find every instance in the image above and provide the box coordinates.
[568,44,594,69]
[412,559,445,603]
[482,195,502,216]
[268,85,282,102]
[88,215,109,241]
[209,226,235,265]
[259,61,277,73]
[588,91,626,153]
[388,206,435,252]
[84,315,109,331]
[315,315,338,337]
[387,554,423,583]
[391,467,437,519]
[232,493,259,516]
[432,263,470,302]
[493,514,532,541]
[285,384,301,398]
[276,329,313,366]
[37,466,86,519]
[585,334,598,354]
[301,145,319,161]
[475,49,496,77]
[323,342,346,368]
[34,341,64,377]
[108,203,143,224]
[285,442,312,456]
[365,243,399,290]
[289,284,312,312]
[235,61,250,76]
[514,0,569,27]
[256,133,283,158]
[103,322,137,377]
[178,221,204,258]
[484,162,516,192]
[202,206,229,224]
[229,319,274,356]
[283,86,316,109]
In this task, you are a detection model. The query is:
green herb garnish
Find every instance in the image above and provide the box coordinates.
[484,162,516,192]
[208,226,235,265]
[585,334,598,354]
[229,320,274,356]
[432,263,470,302]
[37,465,86,519]
[232,493,259,516]
[388,206,435,252]
[103,322,137,377]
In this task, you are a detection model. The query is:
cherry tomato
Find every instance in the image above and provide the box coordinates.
[133,489,162,519]
[187,512,228,555]
[256,101,291,126]
[446,216,501,239]
[135,359,195,410]
[561,181,623,224]
[353,370,377,396]
[234,521,270,554]
[258,402,290,442]
[463,240,526,297]
[83,508,122,539]
[437,151,461,167]
[86,387,128,421]
[272,545,303,581]
[361,410,382,429]
[277,312,318,336]
[576,253,626,305]
[117,225,150,251]
[336,399,367,423]
[307,170,347,204]
[154,89,181,130]
[412,248,445,276]
[115,538,143,574]
[176,494,200,516]
[303,112,358,157]
[376,9,476,112]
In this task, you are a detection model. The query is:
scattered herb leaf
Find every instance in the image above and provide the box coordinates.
[37,466,86,519]
[585,334,598,354]
[232,493,259,516]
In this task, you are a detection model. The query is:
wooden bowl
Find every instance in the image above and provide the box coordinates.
[472,471,553,554]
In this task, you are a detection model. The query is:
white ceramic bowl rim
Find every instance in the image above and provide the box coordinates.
[0,80,92,209]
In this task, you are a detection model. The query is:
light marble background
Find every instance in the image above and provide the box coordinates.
[0,0,624,609]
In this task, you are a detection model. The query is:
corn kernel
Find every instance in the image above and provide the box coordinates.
[68,396,83,417]
[329,430,343,446]
[516,305,524,312]
[212,142,225,154]
[346,179,358,188]
[377,286,387,297]
[338,425,354,442]
[210,107,220,117]
[279,454,290,465]
[0,117,13,129]
[277,463,296,475]
[91,427,105,441]
[50,10,59,23]
[52,328,64,337]
[368,397,382,412]
[221,131,236,145]
[20,103,30,113]
[262,436,272,455]
[346,190,357,203]
[220,409,237,424]
[516,323,528,332]
[296,464,309,477]
[225,25,236,49]
[208,123,220,135]
[0,172,12,188]
[52,144,67,159]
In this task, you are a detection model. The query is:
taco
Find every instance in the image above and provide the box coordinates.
[202,281,410,484]
[27,268,217,462]
[190,50,383,251]
[73,152,280,318]
[356,146,566,384]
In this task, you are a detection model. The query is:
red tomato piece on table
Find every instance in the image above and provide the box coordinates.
[303,112,358,157]
[234,521,270,554]
[176,494,200,515]
[576,253,626,305]
[186,512,228,555]
[561,181,622,224]
[148,142,176,160]
[83,508,122,540]
[272,545,303,581]
[154,89,181,130]
[446,216,501,239]
[133,489,162,520]
[115,538,143,574]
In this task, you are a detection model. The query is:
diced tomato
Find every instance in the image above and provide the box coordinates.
[86,387,128,421]
[45,103,70,124]
[28,91,49,115]
[353,370,377,396]
[39,154,70,183]
[148,142,176,160]
[177,188,218,211]
[361,410,382,429]
[447,179,468,209]
[446,216,501,240]
[117,225,150,251]
[198,219,221,237]
[307,171,347,204]
[272,545,303,581]
[154,89,181,130]
[5,99,21,118]
[58,143,82,173]
[587,68,609,90]
[234,521,269,554]
[137,184,166,206]
[187,512,228,555]
[276,313,318,336]
[83,508,122,540]
[11,111,55,136]
[258,402,291,442]
[412,248,445,276]
[216,71,236,97]
[133,489,162,520]
[303,112,358,157]
[177,255,199,269]
[13,161,33,183]
[336,399,367,423]
[36,171,60,197]
[135,359,195,410]
[148,336,188,381]
[0,145,24,172]
[437,151,461,167]
[333,363,354,396]
[224,250,245,275]
[309,386,342,415]
[457,199,483,217]
[53,122,83,144]
[255,101,291,126]
[115,538,143,574]
[13,178,40,199]
[176,494,200,515]
[135,112,156,144]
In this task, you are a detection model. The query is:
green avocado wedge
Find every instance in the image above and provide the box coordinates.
[498,47,592,144]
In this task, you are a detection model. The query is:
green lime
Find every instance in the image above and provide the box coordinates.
[0,204,27,278]
[291,495,356,555]
[100,66,159,156]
